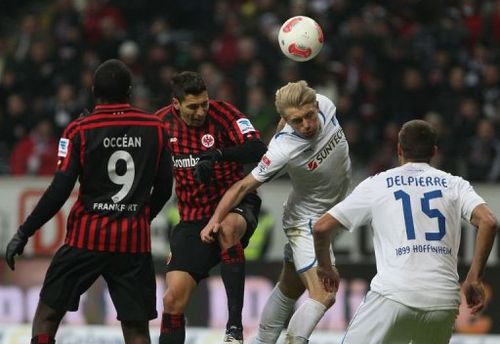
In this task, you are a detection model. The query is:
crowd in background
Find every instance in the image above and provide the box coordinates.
[0,0,499,181]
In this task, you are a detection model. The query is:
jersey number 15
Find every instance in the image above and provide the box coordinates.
[394,189,446,241]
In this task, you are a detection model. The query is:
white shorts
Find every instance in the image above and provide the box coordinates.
[283,220,335,273]
[342,291,457,344]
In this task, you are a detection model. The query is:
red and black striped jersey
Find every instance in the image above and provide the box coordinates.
[57,104,171,253]
[156,100,260,221]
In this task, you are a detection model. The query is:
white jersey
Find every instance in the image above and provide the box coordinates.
[329,162,485,310]
[252,94,351,229]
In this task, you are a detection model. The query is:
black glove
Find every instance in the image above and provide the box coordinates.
[5,230,29,271]
[194,149,223,184]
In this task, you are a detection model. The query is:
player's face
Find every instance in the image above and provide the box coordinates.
[283,102,320,139]
[174,91,210,127]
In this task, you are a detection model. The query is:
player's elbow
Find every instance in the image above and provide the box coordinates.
[313,215,334,236]
[481,213,498,232]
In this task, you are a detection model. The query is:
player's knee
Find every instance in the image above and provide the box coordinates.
[162,288,186,313]
[218,225,244,248]
[309,287,336,309]
[323,291,336,308]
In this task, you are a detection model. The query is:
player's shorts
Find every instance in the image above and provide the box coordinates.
[283,219,335,273]
[40,244,157,322]
[342,291,457,344]
[167,192,261,283]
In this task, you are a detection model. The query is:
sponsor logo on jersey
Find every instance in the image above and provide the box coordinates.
[261,155,271,167]
[201,134,215,148]
[172,154,200,168]
[256,155,271,174]
[170,137,178,143]
[307,128,345,171]
[236,118,256,134]
[58,138,69,157]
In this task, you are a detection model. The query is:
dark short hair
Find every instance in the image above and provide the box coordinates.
[171,71,207,102]
[398,120,437,162]
[93,59,132,102]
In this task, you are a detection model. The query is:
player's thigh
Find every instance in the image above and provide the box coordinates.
[39,245,104,312]
[168,221,220,282]
[285,224,335,273]
[103,252,157,322]
[219,212,248,247]
[342,291,413,344]
[277,260,305,300]
[411,309,457,344]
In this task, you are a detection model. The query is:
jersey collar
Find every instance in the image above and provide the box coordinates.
[94,103,132,110]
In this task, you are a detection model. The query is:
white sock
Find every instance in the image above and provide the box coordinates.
[253,285,296,344]
[286,298,326,341]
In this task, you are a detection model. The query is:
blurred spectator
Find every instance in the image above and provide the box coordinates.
[47,82,82,134]
[9,118,58,176]
[465,119,500,182]
[0,0,499,180]
[1,93,31,150]
[244,86,277,142]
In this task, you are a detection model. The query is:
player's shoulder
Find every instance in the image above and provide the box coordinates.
[209,100,245,119]
[316,93,335,107]
[155,104,175,121]
[269,130,309,156]
[62,113,88,138]
[366,166,401,184]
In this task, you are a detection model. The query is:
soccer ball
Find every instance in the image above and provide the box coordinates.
[278,16,324,62]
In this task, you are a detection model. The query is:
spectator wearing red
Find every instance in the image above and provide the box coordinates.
[10,119,58,176]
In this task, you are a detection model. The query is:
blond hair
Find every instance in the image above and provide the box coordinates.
[274,80,316,116]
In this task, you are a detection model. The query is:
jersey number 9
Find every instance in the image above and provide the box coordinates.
[107,150,135,203]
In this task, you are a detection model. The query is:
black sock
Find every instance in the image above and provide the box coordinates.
[31,334,55,344]
[159,313,185,344]
[220,243,245,329]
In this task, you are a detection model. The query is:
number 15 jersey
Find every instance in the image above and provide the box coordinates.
[329,162,485,310]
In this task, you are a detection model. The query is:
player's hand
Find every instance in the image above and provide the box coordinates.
[462,279,486,315]
[200,221,221,243]
[317,265,340,293]
[194,149,222,185]
[5,231,29,271]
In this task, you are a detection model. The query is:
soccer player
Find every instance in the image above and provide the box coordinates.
[4,59,173,344]
[314,119,498,344]
[201,80,351,344]
[155,71,267,344]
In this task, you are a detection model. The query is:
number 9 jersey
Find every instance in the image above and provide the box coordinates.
[57,104,173,253]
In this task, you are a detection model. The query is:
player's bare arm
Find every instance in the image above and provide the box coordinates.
[313,213,342,292]
[463,203,498,314]
[200,174,262,243]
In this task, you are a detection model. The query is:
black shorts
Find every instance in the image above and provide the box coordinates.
[40,244,157,321]
[167,192,261,283]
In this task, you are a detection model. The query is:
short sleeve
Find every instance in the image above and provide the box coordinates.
[251,140,288,183]
[210,101,260,145]
[56,121,81,178]
[328,178,373,231]
[456,177,486,222]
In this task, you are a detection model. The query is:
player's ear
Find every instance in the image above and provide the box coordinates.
[172,97,180,110]
[397,143,404,160]
[432,145,438,157]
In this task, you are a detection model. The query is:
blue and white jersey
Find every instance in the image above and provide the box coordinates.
[251,94,351,228]
[329,162,485,310]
